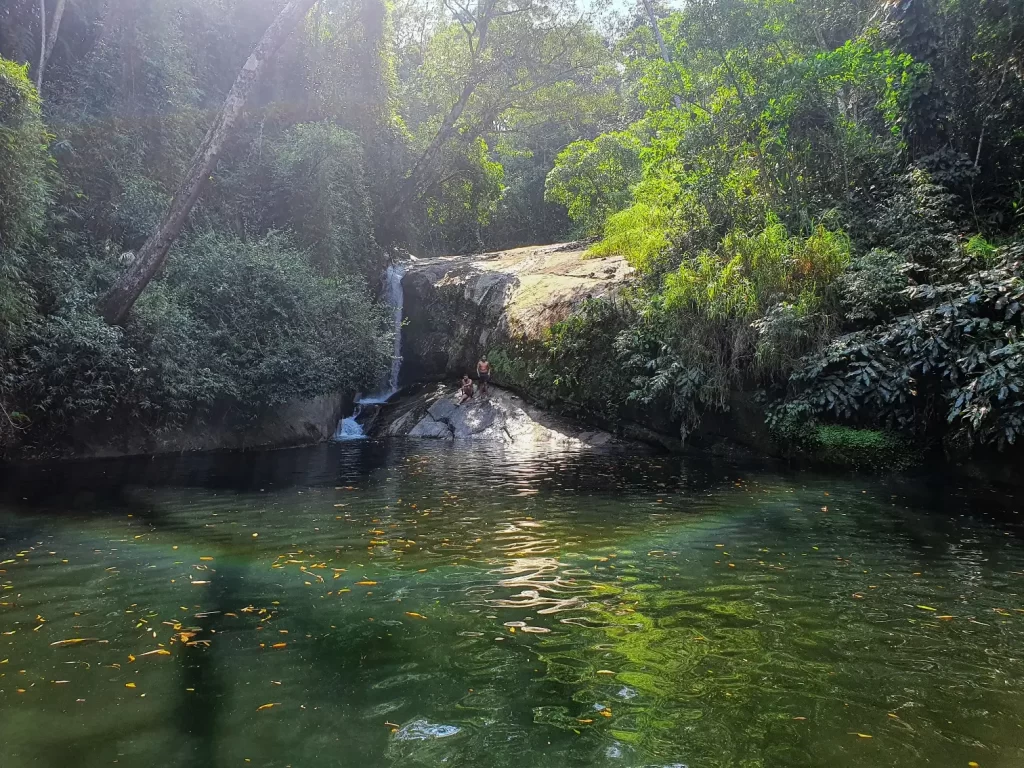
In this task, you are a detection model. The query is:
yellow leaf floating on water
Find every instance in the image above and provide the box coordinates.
[916,605,937,611]
[405,612,427,619]
[50,638,101,647]
[969,762,980,767]
[271,643,287,649]
[850,732,872,739]
[887,713,900,719]
[125,682,136,689]
[139,649,171,658]
[356,581,377,586]
[200,557,214,561]
[256,703,279,711]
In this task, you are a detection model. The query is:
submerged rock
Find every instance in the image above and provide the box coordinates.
[393,719,461,741]
[373,384,624,449]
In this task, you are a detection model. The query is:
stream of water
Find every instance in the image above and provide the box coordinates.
[1,442,1023,767]
[335,264,407,441]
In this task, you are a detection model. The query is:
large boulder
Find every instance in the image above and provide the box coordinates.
[400,242,632,383]
[372,384,627,450]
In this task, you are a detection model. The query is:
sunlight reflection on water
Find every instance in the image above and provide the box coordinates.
[1,440,1023,768]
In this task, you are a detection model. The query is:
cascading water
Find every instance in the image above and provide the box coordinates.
[334,264,406,440]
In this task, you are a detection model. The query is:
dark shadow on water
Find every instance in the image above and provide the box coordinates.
[176,561,247,767]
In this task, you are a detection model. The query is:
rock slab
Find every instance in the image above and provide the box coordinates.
[374,384,623,450]
[400,242,632,383]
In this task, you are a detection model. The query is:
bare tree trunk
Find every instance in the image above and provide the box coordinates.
[98,0,319,326]
[37,0,68,92]
[36,0,46,91]
[640,0,682,109]
[43,0,67,64]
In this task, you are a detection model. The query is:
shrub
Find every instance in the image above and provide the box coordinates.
[14,296,150,433]
[619,220,851,438]
[154,231,393,415]
[545,131,643,236]
[12,232,392,443]
[837,249,911,324]
[814,425,916,470]
[768,402,917,469]
[662,221,850,320]
[782,242,1024,451]
[589,201,674,272]
[0,57,50,344]
[490,297,635,421]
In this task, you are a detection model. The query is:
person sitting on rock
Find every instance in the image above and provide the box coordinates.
[476,355,492,395]
[459,374,475,403]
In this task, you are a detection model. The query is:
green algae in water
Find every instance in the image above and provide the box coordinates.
[1,442,1023,767]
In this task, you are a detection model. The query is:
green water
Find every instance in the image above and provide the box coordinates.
[1,442,1023,768]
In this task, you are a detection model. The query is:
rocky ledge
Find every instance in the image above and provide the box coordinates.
[371,384,626,450]
[400,242,632,383]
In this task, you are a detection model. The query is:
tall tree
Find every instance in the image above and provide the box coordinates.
[35,0,66,90]
[35,0,45,89]
[388,0,608,218]
[98,0,320,325]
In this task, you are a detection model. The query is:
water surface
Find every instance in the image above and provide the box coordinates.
[1,441,1023,767]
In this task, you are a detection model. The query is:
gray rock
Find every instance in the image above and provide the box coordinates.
[426,397,458,422]
[374,384,633,451]
[408,418,454,439]
[400,242,632,383]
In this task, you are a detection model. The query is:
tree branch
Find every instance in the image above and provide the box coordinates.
[97,0,321,325]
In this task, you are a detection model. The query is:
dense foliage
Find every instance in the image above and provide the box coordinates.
[2,0,1022,461]
[534,0,1024,459]
[0,0,624,452]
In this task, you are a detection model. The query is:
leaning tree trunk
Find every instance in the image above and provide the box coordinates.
[98,0,320,326]
[43,0,68,68]
[36,0,68,92]
[36,0,46,90]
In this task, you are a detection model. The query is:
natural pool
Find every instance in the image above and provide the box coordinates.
[1,441,1023,768]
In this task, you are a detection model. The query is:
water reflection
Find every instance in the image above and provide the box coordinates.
[1,441,1023,768]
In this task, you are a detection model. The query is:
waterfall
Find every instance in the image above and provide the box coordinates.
[334,264,406,440]
[375,263,406,399]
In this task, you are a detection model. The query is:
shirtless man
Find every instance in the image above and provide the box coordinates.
[459,374,475,403]
[476,355,491,395]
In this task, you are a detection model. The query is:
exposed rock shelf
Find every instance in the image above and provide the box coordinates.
[372,384,627,450]
[401,242,632,382]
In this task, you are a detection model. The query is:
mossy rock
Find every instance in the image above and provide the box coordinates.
[812,426,918,470]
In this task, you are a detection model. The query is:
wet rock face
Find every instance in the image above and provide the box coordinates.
[399,243,632,384]
[372,384,626,450]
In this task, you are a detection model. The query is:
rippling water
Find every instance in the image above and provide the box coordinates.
[1,441,1023,768]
